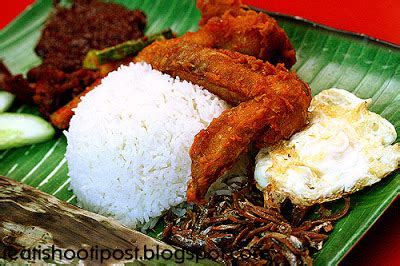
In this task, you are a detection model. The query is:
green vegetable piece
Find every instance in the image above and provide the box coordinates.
[83,30,174,70]
[0,113,55,150]
[0,91,15,112]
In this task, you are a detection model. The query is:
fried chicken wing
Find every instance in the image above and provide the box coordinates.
[192,0,296,67]
[136,39,308,105]
[136,39,311,202]
[135,0,307,203]
[197,0,243,25]
[188,92,309,202]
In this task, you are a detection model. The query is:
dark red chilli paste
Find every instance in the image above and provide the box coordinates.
[5,0,146,118]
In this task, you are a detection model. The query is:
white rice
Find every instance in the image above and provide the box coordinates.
[65,62,229,228]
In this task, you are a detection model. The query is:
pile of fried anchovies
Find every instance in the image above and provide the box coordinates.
[163,185,350,265]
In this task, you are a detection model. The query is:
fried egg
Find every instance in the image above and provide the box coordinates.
[255,88,400,206]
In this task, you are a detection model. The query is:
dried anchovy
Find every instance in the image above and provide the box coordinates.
[163,185,351,265]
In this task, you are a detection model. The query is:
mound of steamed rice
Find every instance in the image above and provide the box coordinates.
[65,62,229,228]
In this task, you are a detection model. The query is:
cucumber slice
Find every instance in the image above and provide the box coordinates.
[0,113,55,150]
[0,91,15,112]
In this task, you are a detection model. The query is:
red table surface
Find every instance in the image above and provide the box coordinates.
[1,1,399,265]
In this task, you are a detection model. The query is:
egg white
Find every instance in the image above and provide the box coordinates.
[255,88,400,206]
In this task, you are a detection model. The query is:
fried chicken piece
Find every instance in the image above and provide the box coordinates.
[136,39,309,106]
[135,0,306,203]
[191,0,296,67]
[197,0,243,25]
[188,93,309,202]
[136,39,311,202]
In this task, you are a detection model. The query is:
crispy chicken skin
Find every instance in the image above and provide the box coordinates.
[192,0,296,67]
[189,91,310,202]
[136,39,308,106]
[136,39,311,203]
[197,0,243,25]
